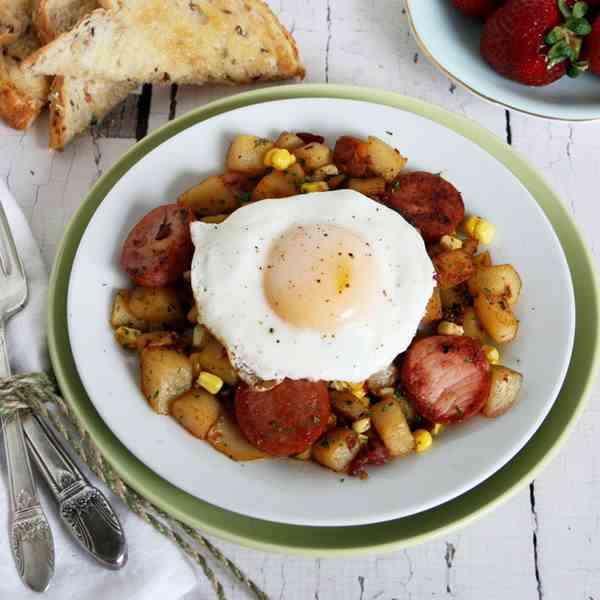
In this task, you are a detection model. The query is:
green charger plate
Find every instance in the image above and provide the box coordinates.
[48,84,600,556]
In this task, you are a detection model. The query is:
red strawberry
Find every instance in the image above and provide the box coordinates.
[583,15,600,75]
[452,0,505,20]
[480,0,592,86]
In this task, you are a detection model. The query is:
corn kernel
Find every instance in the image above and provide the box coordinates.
[349,381,367,399]
[437,321,464,336]
[197,372,224,395]
[464,216,496,245]
[352,417,371,434]
[440,234,463,251]
[264,148,296,171]
[114,326,141,349]
[358,433,369,445]
[413,429,433,453]
[430,423,444,436]
[301,181,329,194]
[482,344,500,365]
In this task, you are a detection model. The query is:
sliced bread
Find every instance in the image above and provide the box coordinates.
[34,0,135,148]
[25,0,305,84]
[0,0,32,46]
[0,29,49,129]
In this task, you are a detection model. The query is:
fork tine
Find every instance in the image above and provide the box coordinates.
[0,200,24,278]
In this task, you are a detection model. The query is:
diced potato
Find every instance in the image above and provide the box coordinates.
[294,446,312,460]
[293,143,333,171]
[140,346,193,414]
[190,337,238,385]
[333,136,370,177]
[187,304,198,323]
[473,251,492,268]
[207,413,268,460]
[275,131,305,151]
[178,175,239,217]
[136,331,179,352]
[468,264,522,306]
[114,326,141,349]
[370,398,415,457]
[128,286,185,327]
[312,164,339,181]
[439,284,471,310]
[327,174,347,189]
[482,365,523,418]
[421,286,442,325]
[347,177,386,198]
[311,428,361,472]
[366,364,399,395]
[366,136,407,182]
[111,290,148,330]
[433,249,476,289]
[251,170,298,201]
[192,324,211,350]
[171,388,222,439]
[474,294,519,344]
[330,390,369,421]
[226,135,274,176]
[462,307,487,343]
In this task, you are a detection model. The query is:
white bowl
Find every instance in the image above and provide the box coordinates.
[405,0,600,121]
[67,98,575,526]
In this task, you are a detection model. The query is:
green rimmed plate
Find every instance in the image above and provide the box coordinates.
[48,84,599,555]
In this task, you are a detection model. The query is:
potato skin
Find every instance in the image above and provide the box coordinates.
[370,398,415,457]
[433,249,476,289]
[226,135,274,176]
[474,294,519,344]
[293,142,333,171]
[333,135,370,177]
[330,390,369,421]
[190,337,238,385]
[468,264,522,306]
[366,136,407,182]
[178,175,239,217]
[482,365,523,418]
[207,413,269,461]
[128,286,185,327]
[421,286,443,325]
[111,290,148,330]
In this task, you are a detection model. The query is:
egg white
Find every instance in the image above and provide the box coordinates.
[190,190,435,383]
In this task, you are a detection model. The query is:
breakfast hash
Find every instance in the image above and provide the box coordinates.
[111,130,523,479]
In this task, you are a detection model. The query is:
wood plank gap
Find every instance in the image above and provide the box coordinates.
[325,0,332,83]
[505,110,512,145]
[530,482,544,600]
[136,84,153,141]
[169,84,179,121]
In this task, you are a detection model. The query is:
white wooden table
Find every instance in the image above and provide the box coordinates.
[2,1,599,598]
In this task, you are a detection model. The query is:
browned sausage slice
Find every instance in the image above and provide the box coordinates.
[121,204,194,287]
[384,172,465,242]
[401,335,491,424]
[235,379,331,457]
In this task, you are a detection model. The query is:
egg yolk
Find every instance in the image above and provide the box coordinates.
[263,224,383,332]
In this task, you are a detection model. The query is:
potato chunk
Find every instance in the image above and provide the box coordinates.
[190,337,238,385]
[474,294,519,344]
[347,177,386,198]
[370,398,415,457]
[468,264,522,306]
[111,290,148,330]
[207,413,268,460]
[462,307,486,342]
[141,346,193,414]
[251,170,298,201]
[366,136,407,182]
[171,389,221,439]
[482,366,523,417]
[178,175,239,217]
[275,131,305,150]
[421,286,442,325]
[433,249,476,289]
[293,143,333,171]
[226,135,274,176]
[312,428,361,472]
[330,390,369,421]
[128,286,185,327]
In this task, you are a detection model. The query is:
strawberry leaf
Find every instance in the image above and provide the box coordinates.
[566,17,592,36]
[567,60,590,77]
[545,26,566,45]
[572,2,588,18]
[558,0,573,18]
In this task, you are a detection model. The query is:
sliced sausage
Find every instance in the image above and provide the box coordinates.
[384,172,465,242]
[235,379,331,457]
[400,335,491,424]
[121,204,194,287]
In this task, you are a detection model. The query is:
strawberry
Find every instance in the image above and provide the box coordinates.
[452,0,505,20]
[480,0,593,86]
[582,15,600,75]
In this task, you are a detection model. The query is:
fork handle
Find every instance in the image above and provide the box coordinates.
[0,320,54,592]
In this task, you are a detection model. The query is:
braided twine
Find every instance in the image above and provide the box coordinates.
[0,372,268,600]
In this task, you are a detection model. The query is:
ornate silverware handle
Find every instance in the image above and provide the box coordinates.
[0,322,54,592]
[23,414,127,570]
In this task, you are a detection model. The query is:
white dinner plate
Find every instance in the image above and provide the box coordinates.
[67,98,575,526]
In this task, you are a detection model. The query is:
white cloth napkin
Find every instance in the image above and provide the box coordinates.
[0,181,201,599]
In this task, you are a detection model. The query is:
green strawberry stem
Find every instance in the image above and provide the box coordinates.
[546,1,591,76]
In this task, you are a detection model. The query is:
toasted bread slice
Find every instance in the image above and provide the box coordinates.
[33,0,135,148]
[0,0,31,46]
[25,0,305,84]
[48,76,135,148]
[34,0,98,44]
[0,30,49,129]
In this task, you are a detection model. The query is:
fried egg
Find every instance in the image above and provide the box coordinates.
[190,190,435,383]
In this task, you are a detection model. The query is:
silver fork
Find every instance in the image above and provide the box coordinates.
[0,201,54,592]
